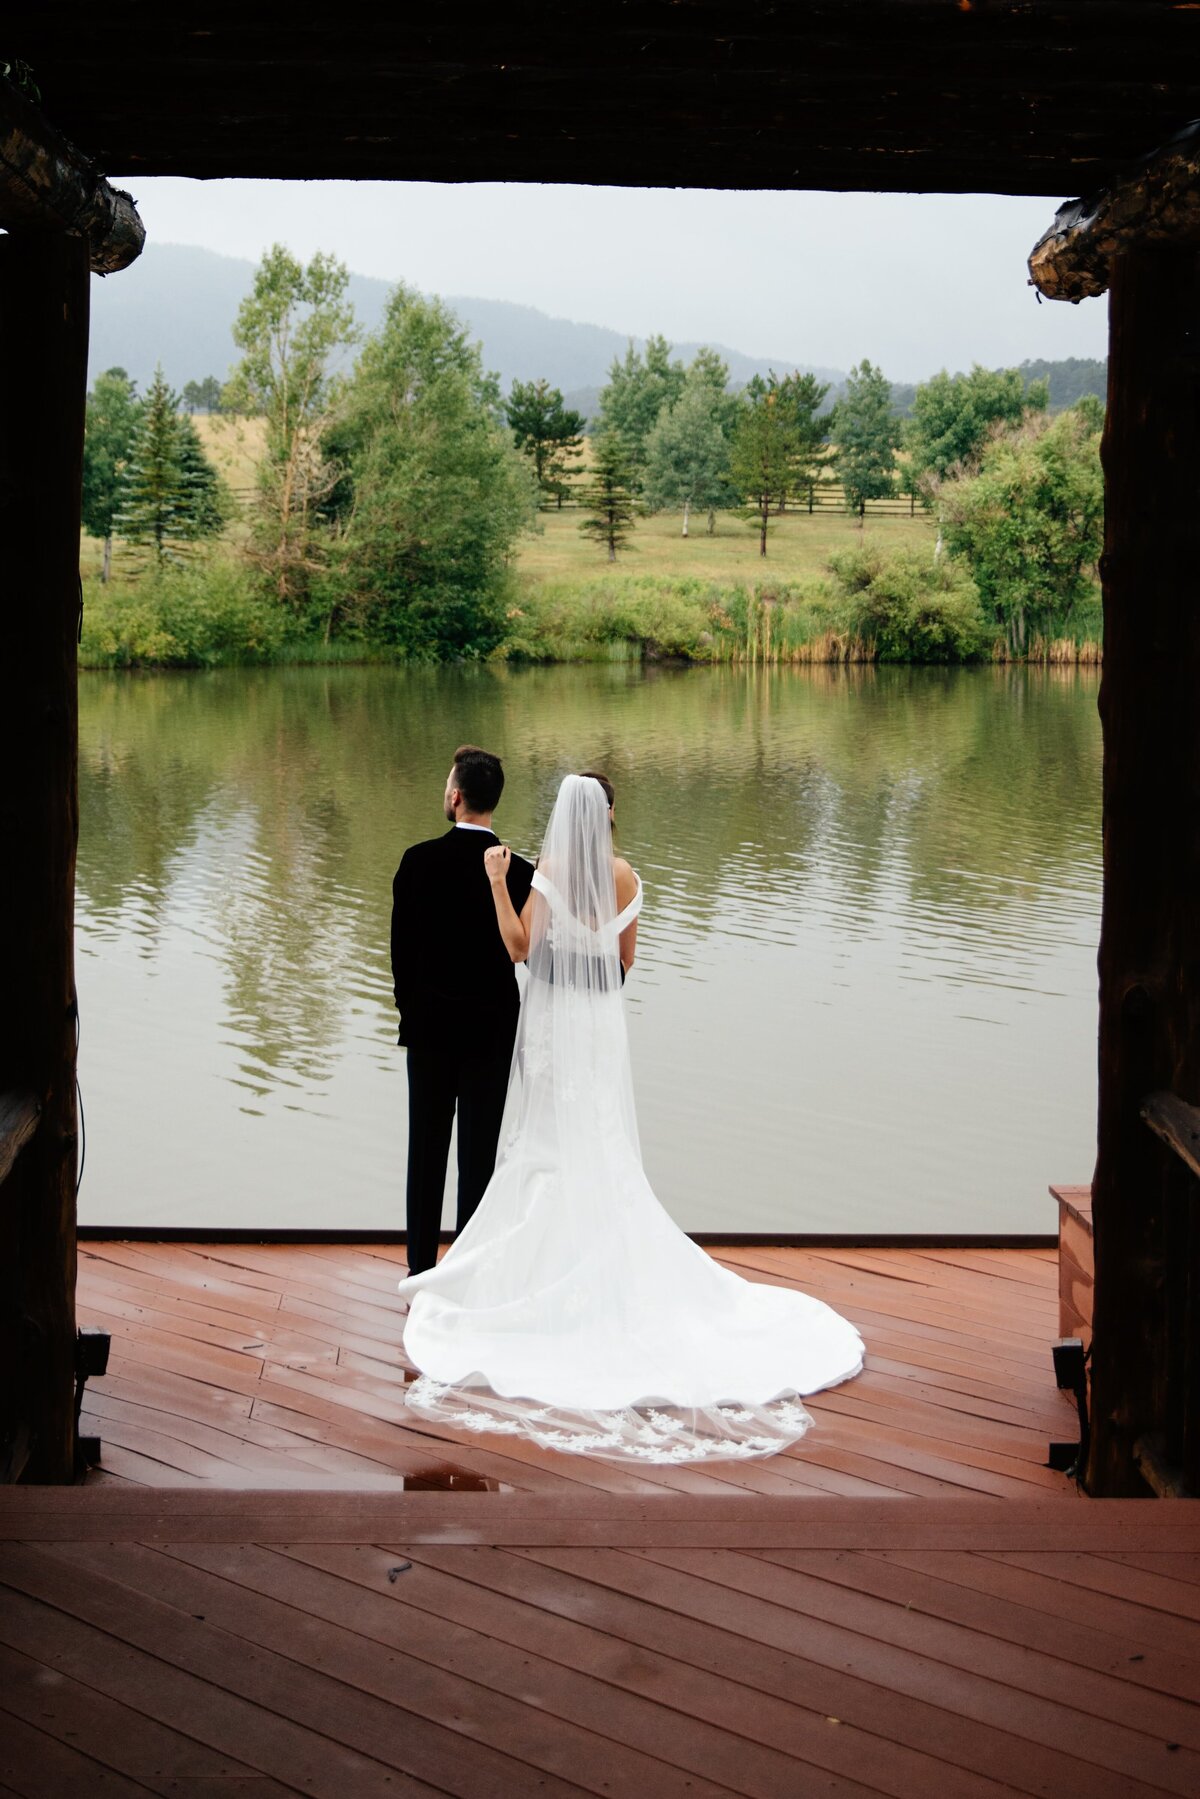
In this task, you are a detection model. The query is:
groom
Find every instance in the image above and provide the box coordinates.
[391,745,534,1277]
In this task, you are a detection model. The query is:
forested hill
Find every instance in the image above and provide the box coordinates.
[87,242,836,413]
[885,358,1106,418]
[87,241,1105,420]
[1013,357,1108,409]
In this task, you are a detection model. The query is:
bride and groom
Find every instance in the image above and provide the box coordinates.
[391,745,863,1463]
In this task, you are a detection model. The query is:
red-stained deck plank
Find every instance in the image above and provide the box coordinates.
[0,1545,567,1799]
[0,1574,439,1797]
[511,1543,1183,1799]
[0,1707,157,1798]
[4,1462,1197,1799]
[74,1241,1078,1500]
[626,1546,1200,1794]
[45,1539,734,1799]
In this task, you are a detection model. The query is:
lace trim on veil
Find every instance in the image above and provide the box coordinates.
[403,1370,815,1464]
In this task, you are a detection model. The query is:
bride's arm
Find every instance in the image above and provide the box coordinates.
[484,844,535,961]
[614,858,639,972]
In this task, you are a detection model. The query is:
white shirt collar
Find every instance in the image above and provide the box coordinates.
[454,821,494,833]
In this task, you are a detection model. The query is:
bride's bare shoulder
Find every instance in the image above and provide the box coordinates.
[612,857,638,904]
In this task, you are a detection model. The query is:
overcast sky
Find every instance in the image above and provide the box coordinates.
[133,179,1108,380]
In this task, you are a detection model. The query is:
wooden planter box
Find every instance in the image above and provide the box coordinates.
[1052,1184,1094,1348]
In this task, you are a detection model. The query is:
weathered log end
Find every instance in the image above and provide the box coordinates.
[0,74,144,272]
[1028,198,1110,303]
[1029,121,1200,302]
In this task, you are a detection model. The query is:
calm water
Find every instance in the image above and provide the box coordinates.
[75,663,1101,1236]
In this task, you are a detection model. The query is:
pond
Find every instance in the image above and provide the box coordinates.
[76,662,1101,1237]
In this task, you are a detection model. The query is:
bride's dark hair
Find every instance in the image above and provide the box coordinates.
[579,769,614,815]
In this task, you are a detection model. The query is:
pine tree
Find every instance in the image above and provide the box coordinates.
[113,367,225,567]
[578,433,638,562]
[505,378,585,508]
[781,372,832,514]
[176,418,230,539]
[832,360,902,523]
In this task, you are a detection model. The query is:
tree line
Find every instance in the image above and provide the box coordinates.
[80,244,1104,661]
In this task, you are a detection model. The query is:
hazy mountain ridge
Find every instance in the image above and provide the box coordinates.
[88,243,839,415]
[87,242,1106,419]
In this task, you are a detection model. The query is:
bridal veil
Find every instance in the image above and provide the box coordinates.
[398,772,864,1462]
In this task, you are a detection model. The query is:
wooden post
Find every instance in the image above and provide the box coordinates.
[0,234,88,1484]
[1087,244,1200,1495]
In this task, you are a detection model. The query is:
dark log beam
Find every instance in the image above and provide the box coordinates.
[1084,244,1200,1498]
[0,75,143,273]
[0,234,88,1485]
[1029,123,1200,302]
[10,2,1200,193]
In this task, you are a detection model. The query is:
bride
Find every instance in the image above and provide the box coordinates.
[397,771,864,1463]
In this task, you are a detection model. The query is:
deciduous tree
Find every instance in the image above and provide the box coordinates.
[643,371,733,535]
[225,245,357,609]
[597,335,685,495]
[328,286,537,656]
[908,364,1048,486]
[182,375,224,414]
[939,399,1103,654]
[82,366,142,582]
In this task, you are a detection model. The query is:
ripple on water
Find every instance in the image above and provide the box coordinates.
[75,663,1102,1235]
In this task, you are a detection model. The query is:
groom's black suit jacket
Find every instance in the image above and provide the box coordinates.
[391,827,535,1056]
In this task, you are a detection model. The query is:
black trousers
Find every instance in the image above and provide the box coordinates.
[404,1042,512,1277]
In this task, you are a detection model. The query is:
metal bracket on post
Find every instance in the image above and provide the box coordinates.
[74,1326,110,1474]
[1048,1337,1090,1476]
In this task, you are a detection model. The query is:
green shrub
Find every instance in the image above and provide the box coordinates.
[827,543,987,662]
[80,559,287,668]
[500,574,843,663]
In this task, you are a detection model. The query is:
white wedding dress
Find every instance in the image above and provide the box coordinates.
[398,774,864,1463]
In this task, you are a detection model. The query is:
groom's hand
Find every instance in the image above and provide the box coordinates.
[484,844,511,886]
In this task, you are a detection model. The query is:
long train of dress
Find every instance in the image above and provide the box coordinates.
[398,818,864,1464]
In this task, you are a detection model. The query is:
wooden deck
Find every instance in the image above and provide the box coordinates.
[71,1239,1079,1499]
[2,1242,1197,1796]
[3,1488,1199,1797]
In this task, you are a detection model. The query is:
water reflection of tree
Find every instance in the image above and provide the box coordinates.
[78,663,1101,1084]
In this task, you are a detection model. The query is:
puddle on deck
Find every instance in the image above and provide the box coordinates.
[402,1467,512,1493]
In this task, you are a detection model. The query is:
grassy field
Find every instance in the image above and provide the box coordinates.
[518,502,935,590]
[192,412,268,501]
[81,413,934,591]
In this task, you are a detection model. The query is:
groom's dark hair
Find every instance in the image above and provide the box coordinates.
[452,744,505,813]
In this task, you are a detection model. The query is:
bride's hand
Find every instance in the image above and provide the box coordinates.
[484,844,511,886]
